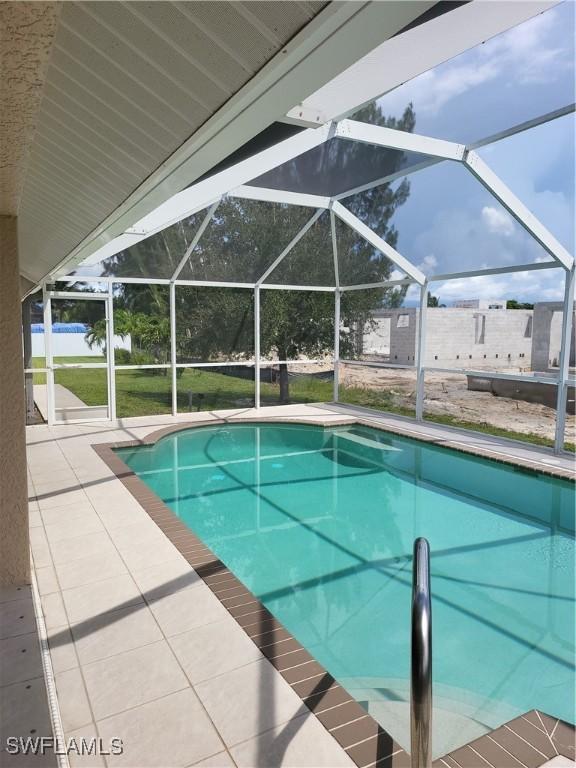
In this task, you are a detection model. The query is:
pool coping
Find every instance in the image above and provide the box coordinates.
[93,416,575,768]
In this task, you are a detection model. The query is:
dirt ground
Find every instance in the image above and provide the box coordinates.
[341,365,575,443]
[294,361,575,444]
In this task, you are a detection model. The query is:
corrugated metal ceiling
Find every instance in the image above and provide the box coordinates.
[17,1,326,283]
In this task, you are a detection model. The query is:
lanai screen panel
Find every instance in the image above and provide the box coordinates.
[175,286,254,363]
[263,210,335,286]
[177,198,313,283]
[355,1,575,145]
[335,216,410,287]
[475,113,575,255]
[344,161,557,275]
[248,137,430,197]
[72,212,208,280]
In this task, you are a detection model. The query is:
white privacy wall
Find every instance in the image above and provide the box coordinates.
[32,331,130,358]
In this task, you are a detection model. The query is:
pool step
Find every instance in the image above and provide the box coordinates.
[333,429,401,452]
[340,676,519,760]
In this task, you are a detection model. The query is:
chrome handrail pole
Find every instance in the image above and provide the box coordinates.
[411,537,432,768]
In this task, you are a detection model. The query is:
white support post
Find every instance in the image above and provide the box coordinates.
[554,267,575,453]
[106,286,116,421]
[415,282,428,421]
[42,283,55,426]
[464,151,574,271]
[334,289,341,403]
[170,282,177,417]
[330,210,340,402]
[254,286,261,409]
[331,201,426,285]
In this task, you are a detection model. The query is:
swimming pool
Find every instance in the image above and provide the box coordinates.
[117,422,575,757]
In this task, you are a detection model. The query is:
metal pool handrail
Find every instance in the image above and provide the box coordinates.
[411,537,432,768]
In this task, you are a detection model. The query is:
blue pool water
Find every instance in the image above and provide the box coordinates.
[117,423,575,755]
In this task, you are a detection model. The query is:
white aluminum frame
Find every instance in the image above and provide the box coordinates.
[38,105,574,454]
[335,120,466,161]
[43,287,113,425]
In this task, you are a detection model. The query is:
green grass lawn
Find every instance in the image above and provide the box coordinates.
[32,357,574,451]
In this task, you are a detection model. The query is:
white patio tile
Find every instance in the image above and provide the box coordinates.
[37,489,89,511]
[36,565,59,596]
[45,514,105,544]
[190,753,236,768]
[54,549,128,591]
[230,712,356,768]
[148,583,229,637]
[29,527,52,568]
[169,617,263,684]
[54,667,93,732]
[61,574,143,624]
[71,604,163,665]
[40,591,68,629]
[49,531,117,567]
[66,723,107,767]
[194,658,306,746]
[29,508,43,528]
[98,688,223,768]
[47,625,79,673]
[81,640,188,721]
[111,529,182,572]
[96,502,157,532]
[40,501,99,528]
[130,557,200,601]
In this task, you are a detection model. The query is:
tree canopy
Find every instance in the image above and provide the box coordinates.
[72,102,417,400]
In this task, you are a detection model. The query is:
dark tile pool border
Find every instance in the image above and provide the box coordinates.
[93,416,575,768]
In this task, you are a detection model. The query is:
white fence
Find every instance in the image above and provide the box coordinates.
[31,323,131,358]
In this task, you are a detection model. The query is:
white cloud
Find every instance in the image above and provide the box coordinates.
[413,254,439,277]
[482,206,514,236]
[431,267,564,305]
[378,5,572,118]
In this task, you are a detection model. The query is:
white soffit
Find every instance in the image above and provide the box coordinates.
[286,1,560,124]
[24,0,438,288]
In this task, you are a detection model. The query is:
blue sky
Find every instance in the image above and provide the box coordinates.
[373,2,575,305]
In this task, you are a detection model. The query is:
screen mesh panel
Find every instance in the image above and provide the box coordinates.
[249,137,430,197]
[177,198,312,283]
[353,3,575,146]
[175,286,254,363]
[74,213,206,279]
[264,210,335,286]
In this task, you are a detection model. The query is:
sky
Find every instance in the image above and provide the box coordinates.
[371,1,575,306]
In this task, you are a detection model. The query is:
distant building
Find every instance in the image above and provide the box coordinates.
[353,302,575,372]
[452,299,505,310]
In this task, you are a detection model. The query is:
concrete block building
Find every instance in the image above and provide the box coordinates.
[360,303,574,372]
